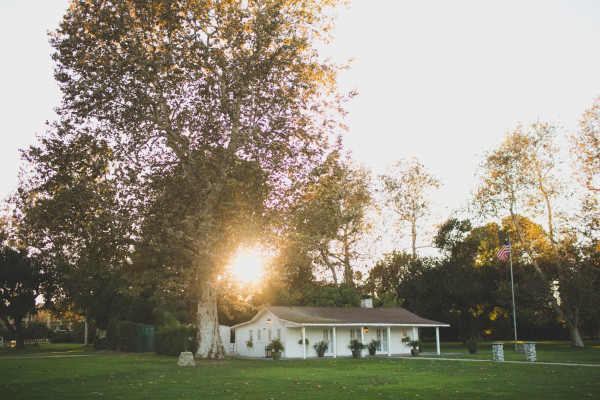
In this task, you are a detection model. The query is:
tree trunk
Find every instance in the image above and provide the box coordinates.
[196,278,225,359]
[84,316,89,346]
[320,248,338,285]
[342,232,354,287]
[15,323,25,350]
[511,215,585,347]
[565,315,585,347]
[411,216,417,258]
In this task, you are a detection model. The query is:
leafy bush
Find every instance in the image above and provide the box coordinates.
[105,320,139,352]
[0,326,14,341]
[155,323,197,356]
[22,322,54,340]
[53,331,76,343]
[93,336,109,350]
[110,320,139,351]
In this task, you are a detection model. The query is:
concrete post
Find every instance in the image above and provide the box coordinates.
[524,342,536,362]
[492,342,504,362]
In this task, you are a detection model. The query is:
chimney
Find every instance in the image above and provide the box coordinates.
[361,295,373,308]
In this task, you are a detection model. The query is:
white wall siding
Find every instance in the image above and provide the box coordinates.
[235,310,287,358]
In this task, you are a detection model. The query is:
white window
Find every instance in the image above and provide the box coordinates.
[257,329,262,342]
[249,330,253,341]
[323,329,333,355]
[277,329,281,339]
[350,328,361,340]
[268,329,272,341]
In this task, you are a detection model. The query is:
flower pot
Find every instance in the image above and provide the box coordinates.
[317,351,325,357]
[352,350,362,359]
[271,351,282,360]
[410,349,419,357]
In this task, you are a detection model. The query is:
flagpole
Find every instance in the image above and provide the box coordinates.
[508,235,518,352]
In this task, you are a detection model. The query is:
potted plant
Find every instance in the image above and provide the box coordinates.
[246,339,253,349]
[406,340,421,356]
[313,340,329,357]
[348,339,366,358]
[268,338,284,360]
[367,339,381,356]
[466,338,477,354]
[298,338,309,348]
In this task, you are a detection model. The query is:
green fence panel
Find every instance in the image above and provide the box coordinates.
[134,325,155,352]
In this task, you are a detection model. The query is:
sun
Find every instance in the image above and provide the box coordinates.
[226,248,265,285]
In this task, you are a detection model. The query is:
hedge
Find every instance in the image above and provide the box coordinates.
[155,323,197,356]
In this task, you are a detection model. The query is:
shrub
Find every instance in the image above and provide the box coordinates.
[93,336,109,350]
[72,320,96,344]
[155,323,197,356]
[105,320,139,352]
[22,322,54,340]
[53,331,76,343]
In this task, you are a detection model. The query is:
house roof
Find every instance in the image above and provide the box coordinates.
[231,306,449,329]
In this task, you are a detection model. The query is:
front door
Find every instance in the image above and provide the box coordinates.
[323,329,333,355]
[376,329,388,352]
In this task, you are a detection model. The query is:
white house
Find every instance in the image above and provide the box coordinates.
[231,298,449,359]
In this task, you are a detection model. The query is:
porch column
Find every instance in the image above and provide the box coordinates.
[302,326,306,359]
[360,326,365,357]
[332,327,337,358]
[435,327,441,355]
[412,327,418,341]
[387,326,391,357]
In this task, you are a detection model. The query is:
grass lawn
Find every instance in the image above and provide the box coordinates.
[0,342,599,399]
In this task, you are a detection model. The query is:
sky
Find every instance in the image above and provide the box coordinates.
[1,0,600,233]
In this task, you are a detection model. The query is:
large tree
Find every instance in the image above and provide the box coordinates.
[474,121,588,346]
[380,158,440,257]
[49,0,346,358]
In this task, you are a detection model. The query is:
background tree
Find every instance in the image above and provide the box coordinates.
[380,158,440,257]
[474,122,588,346]
[0,247,49,349]
[292,152,372,286]
[49,0,347,358]
[572,96,600,192]
[17,126,135,345]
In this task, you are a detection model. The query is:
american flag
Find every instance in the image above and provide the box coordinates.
[497,240,510,262]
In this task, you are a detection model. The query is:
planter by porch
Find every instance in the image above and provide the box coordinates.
[271,351,282,360]
[313,340,328,357]
[410,348,420,357]
[348,339,366,359]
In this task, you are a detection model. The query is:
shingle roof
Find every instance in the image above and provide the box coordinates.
[234,306,448,327]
